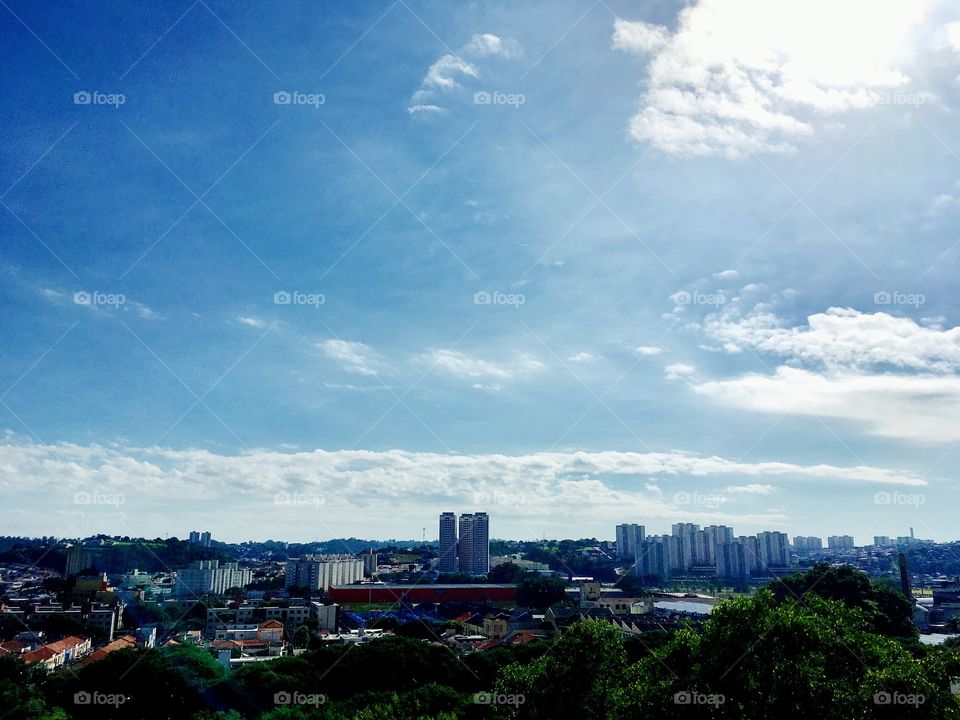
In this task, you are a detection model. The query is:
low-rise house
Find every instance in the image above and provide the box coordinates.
[22,635,91,669]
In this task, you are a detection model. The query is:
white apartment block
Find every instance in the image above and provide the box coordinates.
[174,560,252,598]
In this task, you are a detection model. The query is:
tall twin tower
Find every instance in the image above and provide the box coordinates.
[438,511,490,575]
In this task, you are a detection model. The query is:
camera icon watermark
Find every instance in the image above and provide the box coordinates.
[473,90,525,108]
[73,290,126,308]
[74,490,125,508]
[671,290,725,307]
[473,290,525,307]
[273,290,325,308]
[473,692,525,706]
[873,691,925,707]
[274,491,325,508]
[876,91,928,108]
[273,90,325,108]
[74,91,126,108]
[674,691,725,706]
[873,291,925,308]
[673,491,726,509]
[873,491,925,508]
[274,690,326,706]
[74,691,127,707]
[473,491,526,507]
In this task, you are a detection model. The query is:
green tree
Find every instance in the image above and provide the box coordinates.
[516,576,567,609]
[769,563,916,638]
[493,619,627,719]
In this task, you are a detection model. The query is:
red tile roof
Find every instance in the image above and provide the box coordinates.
[76,635,136,667]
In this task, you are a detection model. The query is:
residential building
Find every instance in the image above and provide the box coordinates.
[361,549,379,576]
[637,535,671,579]
[188,531,212,547]
[458,512,490,575]
[793,536,823,551]
[671,523,699,572]
[64,546,94,577]
[175,560,251,598]
[438,512,458,573]
[717,541,747,580]
[738,535,762,575]
[827,535,855,549]
[757,531,789,570]
[284,556,362,591]
[615,523,645,561]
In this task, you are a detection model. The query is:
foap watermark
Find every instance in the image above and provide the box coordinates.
[274,290,325,308]
[873,290,925,308]
[474,290,525,307]
[74,490,125,508]
[674,691,725,706]
[876,90,928,108]
[673,491,726,509]
[74,90,126,108]
[873,691,925,707]
[74,290,125,308]
[874,491,925,508]
[473,90,525,108]
[474,692,525,706]
[74,691,127,707]
[273,91,325,108]
[274,492,325,508]
[274,691,326,706]
[672,290,725,307]
[473,491,526,507]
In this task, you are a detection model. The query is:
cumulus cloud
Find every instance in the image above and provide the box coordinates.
[409,33,521,113]
[464,33,521,58]
[613,1,933,156]
[691,306,960,443]
[704,307,960,372]
[634,345,664,356]
[665,362,696,380]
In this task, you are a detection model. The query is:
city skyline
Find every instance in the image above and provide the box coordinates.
[2,2,960,542]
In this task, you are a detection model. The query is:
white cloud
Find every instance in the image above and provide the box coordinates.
[695,367,960,444]
[611,19,669,53]
[691,306,960,443]
[947,22,960,51]
[419,55,479,93]
[568,352,601,363]
[427,349,543,380]
[704,307,960,372]
[665,362,696,380]
[318,339,379,376]
[236,316,266,328]
[409,33,521,113]
[0,437,924,540]
[464,33,521,58]
[38,287,64,301]
[613,1,933,156]
[714,269,740,280]
[726,483,777,495]
[634,345,664,356]
[407,104,445,116]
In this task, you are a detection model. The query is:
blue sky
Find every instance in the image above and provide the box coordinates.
[2,0,959,543]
